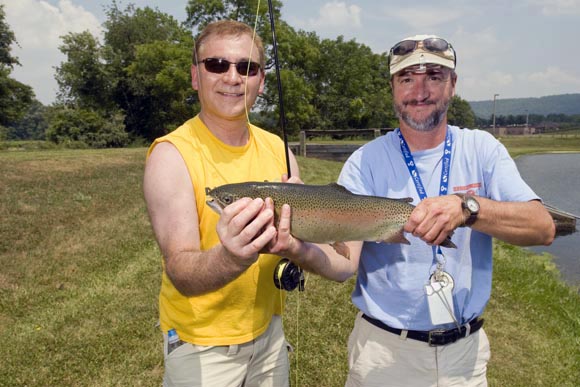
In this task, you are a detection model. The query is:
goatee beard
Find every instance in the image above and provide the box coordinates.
[394,97,451,132]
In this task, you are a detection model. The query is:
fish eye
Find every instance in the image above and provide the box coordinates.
[223,195,233,205]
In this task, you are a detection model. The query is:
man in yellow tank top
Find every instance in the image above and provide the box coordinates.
[143,20,302,386]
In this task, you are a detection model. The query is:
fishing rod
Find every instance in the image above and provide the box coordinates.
[267,0,292,179]
[266,0,304,292]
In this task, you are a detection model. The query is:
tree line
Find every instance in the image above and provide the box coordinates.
[475,113,580,131]
[1,1,478,148]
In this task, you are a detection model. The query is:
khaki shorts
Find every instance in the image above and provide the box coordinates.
[163,316,290,387]
[346,313,490,387]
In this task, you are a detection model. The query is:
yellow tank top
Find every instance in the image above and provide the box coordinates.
[148,115,288,346]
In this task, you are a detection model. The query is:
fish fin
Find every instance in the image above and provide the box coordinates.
[439,237,457,249]
[395,197,414,203]
[327,183,353,194]
[331,241,351,260]
[380,229,411,245]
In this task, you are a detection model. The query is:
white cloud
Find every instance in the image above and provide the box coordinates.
[527,0,580,15]
[388,6,463,30]
[306,1,362,30]
[459,67,580,101]
[520,66,580,95]
[459,71,514,101]
[0,0,102,104]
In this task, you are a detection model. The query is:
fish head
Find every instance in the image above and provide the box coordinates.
[205,185,245,215]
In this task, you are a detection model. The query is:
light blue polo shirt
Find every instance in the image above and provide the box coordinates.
[338,126,539,331]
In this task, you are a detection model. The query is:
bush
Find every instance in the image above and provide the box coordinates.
[46,107,129,148]
[0,140,59,151]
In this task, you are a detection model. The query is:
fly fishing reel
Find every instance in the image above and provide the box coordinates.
[274,258,305,291]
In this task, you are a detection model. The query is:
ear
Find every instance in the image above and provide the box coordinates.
[191,64,199,90]
[450,73,457,97]
[258,71,265,95]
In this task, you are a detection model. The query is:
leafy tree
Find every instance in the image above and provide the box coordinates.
[0,4,19,69]
[55,31,111,110]
[448,95,476,128]
[283,34,393,131]
[125,39,196,140]
[0,72,34,126]
[0,5,34,127]
[53,30,126,146]
[103,2,195,140]
[253,23,395,135]
[4,99,48,140]
[104,2,190,67]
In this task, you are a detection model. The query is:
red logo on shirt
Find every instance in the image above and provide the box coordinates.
[453,182,481,195]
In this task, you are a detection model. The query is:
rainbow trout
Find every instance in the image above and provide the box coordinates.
[205,182,456,256]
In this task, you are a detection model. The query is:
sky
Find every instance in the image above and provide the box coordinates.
[2,0,580,105]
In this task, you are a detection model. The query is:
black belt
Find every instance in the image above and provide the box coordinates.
[362,314,484,346]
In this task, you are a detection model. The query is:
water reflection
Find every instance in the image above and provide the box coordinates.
[515,153,580,286]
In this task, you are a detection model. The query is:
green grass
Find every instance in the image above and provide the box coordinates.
[1,136,579,386]
[498,134,580,158]
[0,149,163,385]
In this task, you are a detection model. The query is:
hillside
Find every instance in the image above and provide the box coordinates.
[469,93,580,118]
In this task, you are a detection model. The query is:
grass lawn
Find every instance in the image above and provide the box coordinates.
[0,135,579,386]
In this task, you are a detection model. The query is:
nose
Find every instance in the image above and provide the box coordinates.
[223,63,242,84]
[409,77,430,101]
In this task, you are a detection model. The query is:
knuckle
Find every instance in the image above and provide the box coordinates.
[240,226,257,242]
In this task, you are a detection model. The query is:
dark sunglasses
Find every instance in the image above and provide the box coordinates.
[200,58,261,77]
[390,37,453,57]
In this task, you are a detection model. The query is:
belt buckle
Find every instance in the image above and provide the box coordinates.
[427,329,447,346]
[428,328,461,346]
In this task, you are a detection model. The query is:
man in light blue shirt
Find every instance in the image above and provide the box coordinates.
[337,34,555,386]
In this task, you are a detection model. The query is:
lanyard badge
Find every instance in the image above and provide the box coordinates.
[397,128,457,325]
[426,254,456,325]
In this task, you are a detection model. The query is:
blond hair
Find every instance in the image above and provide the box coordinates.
[193,20,265,70]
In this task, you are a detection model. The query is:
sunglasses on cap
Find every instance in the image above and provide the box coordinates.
[390,37,453,57]
[200,58,261,77]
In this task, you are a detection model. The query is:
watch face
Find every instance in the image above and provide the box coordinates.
[466,197,479,212]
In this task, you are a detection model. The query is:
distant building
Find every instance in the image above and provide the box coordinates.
[486,125,537,136]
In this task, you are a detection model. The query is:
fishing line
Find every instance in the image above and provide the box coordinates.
[244,1,262,125]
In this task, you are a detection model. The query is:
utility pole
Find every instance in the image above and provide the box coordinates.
[526,110,529,128]
[492,93,499,133]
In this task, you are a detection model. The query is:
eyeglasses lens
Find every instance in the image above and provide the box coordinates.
[423,38,449,52]
[237,62,260,76]
[391,38,450,56]
[202,58,260,76]
[392,40,417,56]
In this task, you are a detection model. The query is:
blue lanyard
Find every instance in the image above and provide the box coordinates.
[396,127,452,200]
[396,127,453,253]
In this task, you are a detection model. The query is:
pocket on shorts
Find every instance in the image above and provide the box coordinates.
[347,313,372,370]
[164,337,214,359]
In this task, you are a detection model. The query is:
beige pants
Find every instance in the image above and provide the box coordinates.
[163,316,290,387]
[345,313,490,387]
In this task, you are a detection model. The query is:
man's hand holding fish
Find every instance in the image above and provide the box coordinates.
[215,196,278,270]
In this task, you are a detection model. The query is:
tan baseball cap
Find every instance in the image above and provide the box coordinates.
[389,35,456,76]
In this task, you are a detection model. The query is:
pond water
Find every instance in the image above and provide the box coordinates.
[515,153,580,286]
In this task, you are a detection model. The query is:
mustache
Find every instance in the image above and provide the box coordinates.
[403,99,436,106]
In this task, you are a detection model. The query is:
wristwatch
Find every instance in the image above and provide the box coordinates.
[455,193,480,226]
